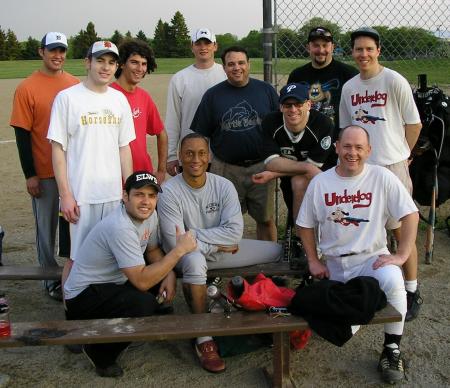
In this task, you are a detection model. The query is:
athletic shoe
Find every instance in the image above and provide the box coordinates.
[405,289,423,322]
[82,345,124,378]
[47,283,63,302]
[378,347,405,384]
[195,340,226,373]
[289,236,307,271]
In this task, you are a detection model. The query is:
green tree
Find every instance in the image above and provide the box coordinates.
[6,29,21,59]
[153,19,169,57]
[276,28,304,58]
[125,30,133,39]
[21,36,40,59]
[136,30,150,45]
[110,30,124,46]
[216,33,239,56]
[239,30,263,57]
[168,11,190,57]
[72,21,99,58]
[0,26,6,60]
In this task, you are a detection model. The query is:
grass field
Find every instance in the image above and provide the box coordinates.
[0,57,448,86]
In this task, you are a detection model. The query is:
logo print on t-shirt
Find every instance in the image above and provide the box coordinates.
[353,108,386,125]
[132,107,141,119]
[206,202,220,213]
[327,207,369,227]
[321,136,331,150]
[222,100,260,132]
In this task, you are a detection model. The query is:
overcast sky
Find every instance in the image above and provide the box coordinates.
[1,0,264,41]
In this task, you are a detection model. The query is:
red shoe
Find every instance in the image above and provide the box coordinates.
[195,340,226,373]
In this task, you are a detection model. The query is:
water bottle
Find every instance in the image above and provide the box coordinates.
[0,293,11,337]
[0,226,4,265]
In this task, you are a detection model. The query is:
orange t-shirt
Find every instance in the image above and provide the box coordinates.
[10,71,79,178]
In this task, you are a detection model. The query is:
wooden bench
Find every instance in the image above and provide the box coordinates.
[0,305,401,387]
[0,261,306,281]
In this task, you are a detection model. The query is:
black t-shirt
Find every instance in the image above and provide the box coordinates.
[288,59,358,138]
[260,110,334,165]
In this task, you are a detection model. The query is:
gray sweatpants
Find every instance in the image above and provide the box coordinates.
[177,239,282,284]
[31,178,59,290]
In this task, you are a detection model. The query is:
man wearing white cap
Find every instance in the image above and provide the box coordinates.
[165,27,226,176]
[10,32,79,301]
[48,41,135,285]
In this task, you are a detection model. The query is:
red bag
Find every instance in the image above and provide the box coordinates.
[227,273,295,311]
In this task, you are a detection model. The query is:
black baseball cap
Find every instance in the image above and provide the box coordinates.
[124,171,162,193]
[279,83,309,104]
[351,27,380,44]
[308,27,333,43]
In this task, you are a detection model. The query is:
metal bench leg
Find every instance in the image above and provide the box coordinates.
[264,332,296,388]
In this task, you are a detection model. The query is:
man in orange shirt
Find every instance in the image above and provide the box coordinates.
[10,32,79,301]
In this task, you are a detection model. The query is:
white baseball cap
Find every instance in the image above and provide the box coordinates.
[191,28,216,43]
[86,41,119,59]
[41,32,68,50]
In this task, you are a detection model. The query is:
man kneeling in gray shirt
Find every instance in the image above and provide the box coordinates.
[64,172,196,378]
[158,133,282,373]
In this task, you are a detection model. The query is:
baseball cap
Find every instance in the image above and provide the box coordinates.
[351,27,380,44]
[86,41,119,59]
[41,32,68,50]
[308,27,333,43]
[279,83,309,104]
[124,171,162,193]
[191,28,216,43]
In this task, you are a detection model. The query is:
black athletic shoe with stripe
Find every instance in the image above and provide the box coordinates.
[378,347,405,384]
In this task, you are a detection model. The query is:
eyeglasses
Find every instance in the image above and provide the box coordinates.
[282,102,306,109]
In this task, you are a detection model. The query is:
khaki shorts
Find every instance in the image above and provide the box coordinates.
[210,158,275,223]
[385,160,413,230]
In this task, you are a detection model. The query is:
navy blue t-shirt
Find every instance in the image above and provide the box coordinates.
[191,78,278,164]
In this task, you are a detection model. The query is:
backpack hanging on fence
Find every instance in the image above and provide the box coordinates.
[410,74,450,206]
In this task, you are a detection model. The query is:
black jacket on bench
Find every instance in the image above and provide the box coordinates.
[288,276,387,346]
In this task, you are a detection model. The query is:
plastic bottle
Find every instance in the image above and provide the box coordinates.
[0,294,11,337]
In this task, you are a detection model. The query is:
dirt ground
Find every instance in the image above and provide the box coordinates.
[0,75,449,387]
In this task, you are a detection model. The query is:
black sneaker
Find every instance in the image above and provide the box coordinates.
[47,283,63,302]
[405,289,423,322]
[82,345,124,378]
[289,236,307,271]
[378,347,405,384]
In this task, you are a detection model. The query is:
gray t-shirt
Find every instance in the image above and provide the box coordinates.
[64,204,159,299]
[158,173,243,259]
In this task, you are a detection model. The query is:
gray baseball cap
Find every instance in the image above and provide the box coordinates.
[351,27,380,44]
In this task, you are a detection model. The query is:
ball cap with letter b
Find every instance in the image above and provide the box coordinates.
[125,171,162,193]
[279,83,310,104]
[41,32,68,50]
[86,41,119,59]
[191,28,216,43]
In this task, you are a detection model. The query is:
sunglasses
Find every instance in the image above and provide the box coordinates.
[309,29,332,40]
[282,102,306,109]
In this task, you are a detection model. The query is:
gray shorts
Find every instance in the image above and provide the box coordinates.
[210,158,275,223]
[385,160,413,230]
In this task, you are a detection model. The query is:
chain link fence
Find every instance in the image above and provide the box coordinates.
[273,0,450,89]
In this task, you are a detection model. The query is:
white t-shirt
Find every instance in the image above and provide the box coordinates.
[48,83,135,204]
[165,63,226,162]
[339,68,421,166]
[297,164,418,258]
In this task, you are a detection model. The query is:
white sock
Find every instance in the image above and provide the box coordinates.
[385,343,399,350]
[405,280,418,293]
[196,336,213,345]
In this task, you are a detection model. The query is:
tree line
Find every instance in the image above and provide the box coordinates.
[0,14,446,61]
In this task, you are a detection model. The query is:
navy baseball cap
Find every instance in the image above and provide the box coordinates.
[41,32,68,50]
[308,27,333,43]
[351,27,380,44]
[124,171,162,193]
[279,83,309,104]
